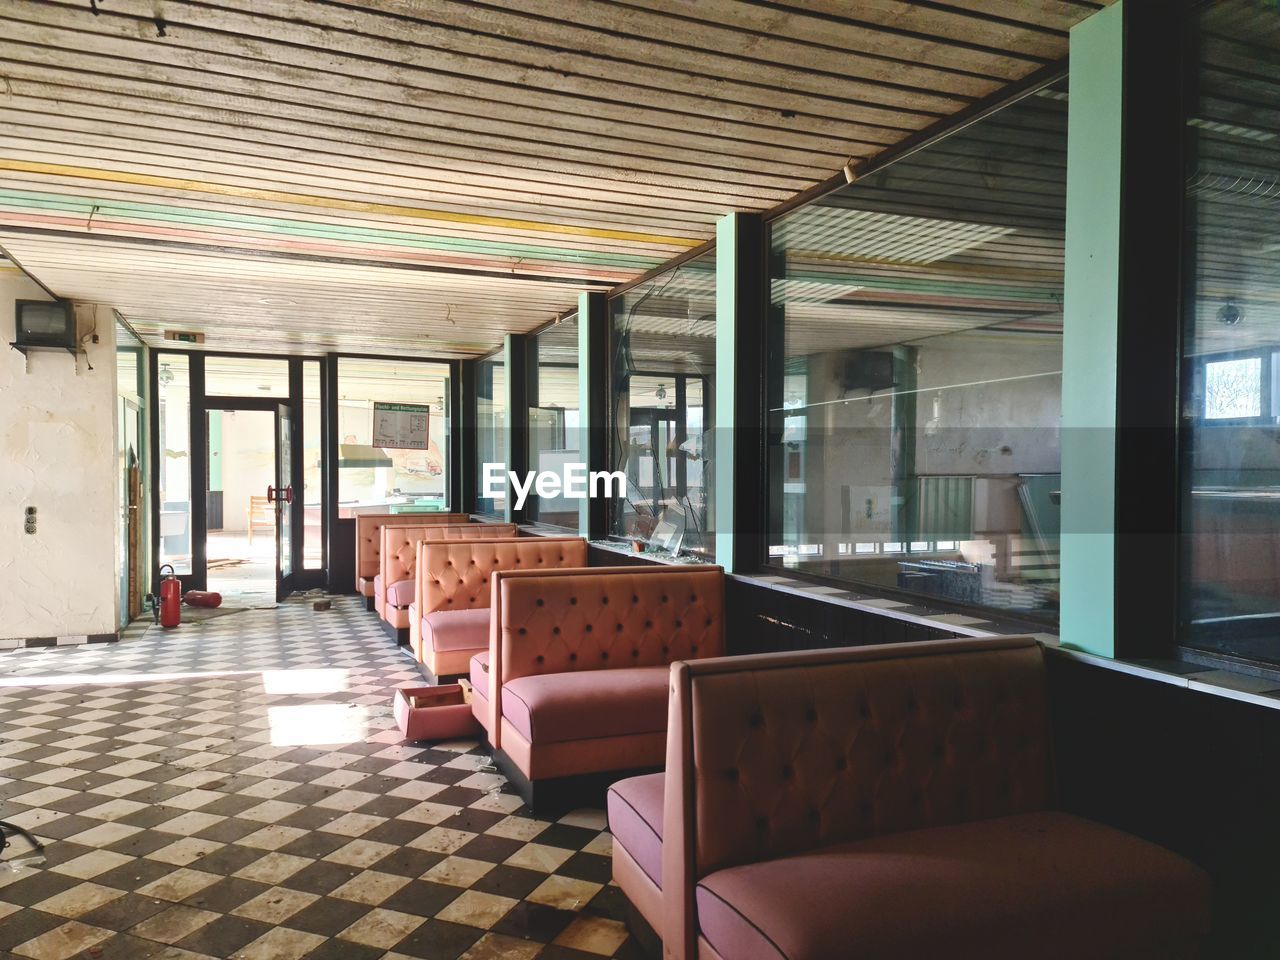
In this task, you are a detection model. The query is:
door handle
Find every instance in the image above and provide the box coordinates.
[266,485,277,503]
[283,485,294,505]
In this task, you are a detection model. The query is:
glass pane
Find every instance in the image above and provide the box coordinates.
[206,409,276,604]
[527,317,580,528]
[1180,1,1280,661]
[765,79,1068,623]
[303,362,323,569]
[279,409,292,580]
[336,358,449,514]
[157,354,192,575]
[205,357,289,397]
[475,353,507,516]
[608,252,716,557]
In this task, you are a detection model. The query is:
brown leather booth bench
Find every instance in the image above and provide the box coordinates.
[377,523,517,639]
[353,513,469,608]
[471,565,724,812]
[409,536,588,683]
[610,637,1211,960]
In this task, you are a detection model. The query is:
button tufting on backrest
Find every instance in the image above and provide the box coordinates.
[686,641,1050,878]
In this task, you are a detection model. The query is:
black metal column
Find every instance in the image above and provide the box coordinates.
[578,292,609,540]
[1113,0,1189,658]
[504,333,529,525]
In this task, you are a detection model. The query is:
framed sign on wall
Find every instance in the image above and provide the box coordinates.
[373,402,430,450]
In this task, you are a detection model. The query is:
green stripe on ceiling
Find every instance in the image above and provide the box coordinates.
[0,189,666,270]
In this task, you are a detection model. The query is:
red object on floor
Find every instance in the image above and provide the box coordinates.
[159,564,181,628]
[183,590,223,609]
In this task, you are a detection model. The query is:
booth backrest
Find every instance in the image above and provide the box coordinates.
[355,513,470,580]
[380,523,517,589]
[664,636,1050,887]
[417,537,587,617]
[492,566,724,686]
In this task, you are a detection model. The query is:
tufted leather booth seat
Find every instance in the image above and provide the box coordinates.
[377,523,516,626]
[408,536,587,680]
[614,636,1211,960]
[353,513,469,599]
[476,565,724,796]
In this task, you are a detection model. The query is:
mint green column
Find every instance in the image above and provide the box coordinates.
[713,213,765,572]
[714,215,739,570]
[1060,2,1123,657]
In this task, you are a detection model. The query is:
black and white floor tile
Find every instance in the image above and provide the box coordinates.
[0,597,640,960]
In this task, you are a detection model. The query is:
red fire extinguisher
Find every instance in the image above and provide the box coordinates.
[159,564,181,628]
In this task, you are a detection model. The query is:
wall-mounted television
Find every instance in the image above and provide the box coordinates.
[841,350,896,393]
[15,299,75,349]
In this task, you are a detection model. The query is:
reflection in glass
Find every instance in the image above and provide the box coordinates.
[527,318,580,528]
[1181,1,1280,662]
[608,252,716,557]
[157,354,192,574]
[765,80,1068,622]
[476,353,507,516]
[336,358,449,513]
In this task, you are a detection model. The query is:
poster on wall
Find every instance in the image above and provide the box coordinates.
[372,402,430,450]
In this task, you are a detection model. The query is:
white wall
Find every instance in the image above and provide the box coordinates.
[0,271,119,639]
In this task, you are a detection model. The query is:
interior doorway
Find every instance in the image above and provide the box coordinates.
[206,408,277,607]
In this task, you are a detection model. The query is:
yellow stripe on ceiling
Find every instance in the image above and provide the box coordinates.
[0,159,698,248]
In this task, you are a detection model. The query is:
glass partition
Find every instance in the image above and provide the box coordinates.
[526,317,580,528]
[608,252,717,557]
[117,321,146,624]
[157,354,192,574]
[335,358,449,515]
[1180,1,1280,662]
[475,351,507,516]
[765,79,1068,623]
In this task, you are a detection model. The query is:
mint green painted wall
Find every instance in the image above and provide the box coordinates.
[1060,1,1123,657]
[714,214,738,571]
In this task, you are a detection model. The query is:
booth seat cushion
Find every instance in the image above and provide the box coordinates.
[694,811,1211,960]
[470,652,490,701]
[501,666,669,745]
[607,773,664,888]
[423,607,491,654]
[373,574,383,597]
[386,579,415,608]
[357,577,374,598]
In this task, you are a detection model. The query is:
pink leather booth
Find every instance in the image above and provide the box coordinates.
[471,565,723,810]
[609,636,1211,959]
[409,536,588,682]
[376,523,516,630]
[354,513,469,603]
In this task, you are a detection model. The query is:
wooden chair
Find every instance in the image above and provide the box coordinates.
[246,495,275,544]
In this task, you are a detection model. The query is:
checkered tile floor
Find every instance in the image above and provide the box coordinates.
[0,597,640,960]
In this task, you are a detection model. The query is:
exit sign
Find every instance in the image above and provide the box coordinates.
[164,330,205,344]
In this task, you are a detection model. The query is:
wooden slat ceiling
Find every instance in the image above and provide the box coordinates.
[0,0,1105,357]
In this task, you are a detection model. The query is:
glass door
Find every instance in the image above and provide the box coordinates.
[274,402,295,601]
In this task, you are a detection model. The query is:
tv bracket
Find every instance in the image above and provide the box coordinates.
[9,341,85,375]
